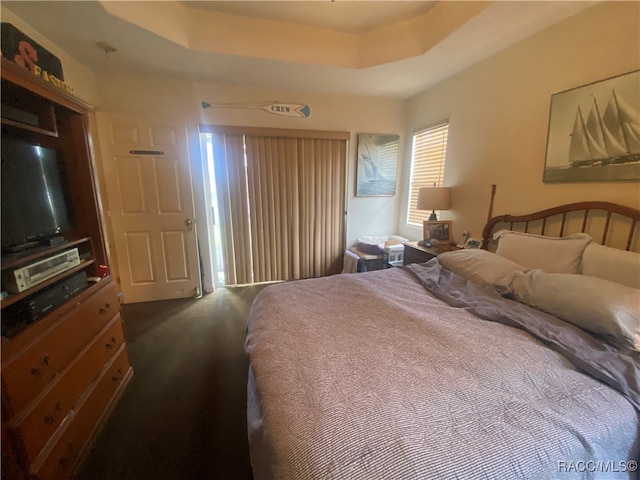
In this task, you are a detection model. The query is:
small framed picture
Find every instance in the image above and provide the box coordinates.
[423,220,452,243]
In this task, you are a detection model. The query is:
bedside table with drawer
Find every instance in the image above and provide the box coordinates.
[403,242,440,265]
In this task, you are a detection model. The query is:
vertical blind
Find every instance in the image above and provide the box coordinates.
[407,122,449,226]
[205,126,348,285]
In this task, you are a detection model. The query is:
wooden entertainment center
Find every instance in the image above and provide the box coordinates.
[1,58,132,479]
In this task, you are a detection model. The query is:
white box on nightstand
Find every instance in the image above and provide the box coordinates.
[384,244,404,266]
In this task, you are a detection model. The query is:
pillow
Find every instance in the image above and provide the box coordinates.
[438,248,527,288]
[500,269,640,350]
[355,241,384,255]
[493,230,592,274]
[581,243,640,289]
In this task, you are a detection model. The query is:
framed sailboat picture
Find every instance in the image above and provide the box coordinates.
[543,70,640,182]
[356,134,399,196]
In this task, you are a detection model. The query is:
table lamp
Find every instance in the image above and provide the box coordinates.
[416,186,450,221]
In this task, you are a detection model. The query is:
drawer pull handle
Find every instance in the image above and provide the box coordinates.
[99,302,112,314]
[30,355,52,376]
[105,337,118,349]
[112,368,124,382]
[58,442,74,467]
[44,402,62,424]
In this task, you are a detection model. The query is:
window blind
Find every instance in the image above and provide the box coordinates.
[406,123,449,226]
[206,126,347,285]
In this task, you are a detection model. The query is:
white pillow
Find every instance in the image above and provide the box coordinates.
[581,243,640,289]
[494,230,592,274]
[438,249,527,288]
[500,269,640,350]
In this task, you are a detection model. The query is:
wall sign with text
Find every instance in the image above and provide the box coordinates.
[1,23,74,95]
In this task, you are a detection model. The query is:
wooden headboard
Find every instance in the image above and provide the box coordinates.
[482,202,640,252]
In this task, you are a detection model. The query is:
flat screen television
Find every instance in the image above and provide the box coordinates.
[1,135,72,252]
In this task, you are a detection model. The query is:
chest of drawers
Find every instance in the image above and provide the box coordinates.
[1,279,132,480]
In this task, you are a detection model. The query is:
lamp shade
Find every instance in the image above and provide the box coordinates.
[416,187,451,212]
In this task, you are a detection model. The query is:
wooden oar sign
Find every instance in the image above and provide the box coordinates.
[201,101,310,118]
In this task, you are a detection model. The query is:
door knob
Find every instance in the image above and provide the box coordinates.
[185,218,194,231]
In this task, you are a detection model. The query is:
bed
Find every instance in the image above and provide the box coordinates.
[245,202,640,480]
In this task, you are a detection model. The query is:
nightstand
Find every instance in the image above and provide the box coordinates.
[349,247,385,271]
[403,241,440,265]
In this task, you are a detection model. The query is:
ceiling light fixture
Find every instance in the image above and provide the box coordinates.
[96,41,117,58]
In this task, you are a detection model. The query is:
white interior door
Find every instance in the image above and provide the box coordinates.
[95,112,201,303]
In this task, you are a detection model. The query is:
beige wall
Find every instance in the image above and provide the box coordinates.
[398,1,640,244]
[94,76,407,249]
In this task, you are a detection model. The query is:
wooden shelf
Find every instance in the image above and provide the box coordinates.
[1,237,91,271]
[0,117,58,137]
[1,238,96,310]
[1,69,59,136]
[1,260,95,309]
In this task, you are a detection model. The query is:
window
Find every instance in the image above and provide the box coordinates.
[406,122,449,226]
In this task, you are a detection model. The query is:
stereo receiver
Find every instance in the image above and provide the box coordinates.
[3,248,80,293]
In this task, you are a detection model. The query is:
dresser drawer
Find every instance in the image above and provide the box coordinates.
[2,282,119,415]
[403,249,433,264]
[13,316,125,462]
[403,243,438,265]
[32,345,131,480]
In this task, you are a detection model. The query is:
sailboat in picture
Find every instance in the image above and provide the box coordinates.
[568,88,640,167]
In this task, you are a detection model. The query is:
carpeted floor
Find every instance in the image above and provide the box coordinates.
[76,284,271,480]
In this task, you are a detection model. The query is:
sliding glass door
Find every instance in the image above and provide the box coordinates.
[201,126,348,285]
